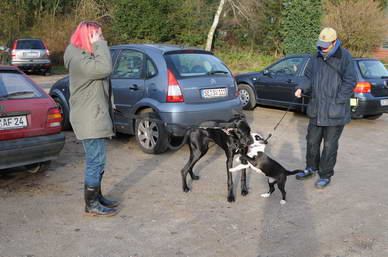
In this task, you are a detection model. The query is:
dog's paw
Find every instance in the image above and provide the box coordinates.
[280,200,287,205]
[183,187,190,193]
[227,195,235,202]
[241,189,249,196]
[260,193,271,198]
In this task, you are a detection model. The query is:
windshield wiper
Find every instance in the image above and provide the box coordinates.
[0,91,35,98]
[381,76,388,79]
[207,70,229,75]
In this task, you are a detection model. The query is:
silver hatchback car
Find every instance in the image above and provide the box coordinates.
[2,39,51,75]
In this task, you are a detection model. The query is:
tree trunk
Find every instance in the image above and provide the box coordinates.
[206,0,226,51]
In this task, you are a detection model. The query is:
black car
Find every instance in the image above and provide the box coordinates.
[236,54,388,119]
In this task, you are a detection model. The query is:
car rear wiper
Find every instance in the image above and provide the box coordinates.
[207,70,229,75]
[0,91,35,98]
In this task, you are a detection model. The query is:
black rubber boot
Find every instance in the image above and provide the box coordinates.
[99,171,120,208]
[84,185,118,217]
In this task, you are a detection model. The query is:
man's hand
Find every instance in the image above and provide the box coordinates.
[295,88,302,98]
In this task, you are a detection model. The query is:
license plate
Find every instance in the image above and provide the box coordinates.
[23,52,39,58]
[202,88,228,98]
[381,99,388,106]
[0,115,28,130]
[350,98,358,106]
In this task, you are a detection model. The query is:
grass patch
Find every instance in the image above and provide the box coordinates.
[214,47,279,75]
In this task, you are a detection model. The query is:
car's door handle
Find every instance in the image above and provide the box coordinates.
[129,84,139,90]
[287,79,294,83]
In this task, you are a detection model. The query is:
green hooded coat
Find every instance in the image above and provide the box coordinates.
[64,40,114,140]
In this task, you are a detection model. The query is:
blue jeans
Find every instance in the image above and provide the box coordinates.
[81,138,106,187]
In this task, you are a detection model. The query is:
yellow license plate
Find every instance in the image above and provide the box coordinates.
[350,98,358,106]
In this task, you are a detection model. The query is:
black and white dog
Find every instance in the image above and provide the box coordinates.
[181,115,253,202]
[230,133,303,204]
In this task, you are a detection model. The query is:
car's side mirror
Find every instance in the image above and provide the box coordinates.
[263,69,272,77]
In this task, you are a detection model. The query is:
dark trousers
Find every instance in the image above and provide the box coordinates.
[306,121,344,179]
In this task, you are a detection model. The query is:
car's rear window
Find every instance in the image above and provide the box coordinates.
[0,72,42,99]
[357,60,388,79]
[166,53,230,77]
[16,40,45,50]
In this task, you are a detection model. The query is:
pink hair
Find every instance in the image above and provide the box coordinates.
[70,21,101,53]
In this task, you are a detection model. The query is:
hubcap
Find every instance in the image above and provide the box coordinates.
[137,120,159,150]
[239,89,250,107]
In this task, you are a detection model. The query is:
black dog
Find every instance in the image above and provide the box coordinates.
[230,133,303,204]
[180,115,253,202]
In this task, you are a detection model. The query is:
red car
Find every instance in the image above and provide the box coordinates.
[0,66,65,173]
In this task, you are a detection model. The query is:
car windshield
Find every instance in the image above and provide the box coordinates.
[0,72,42,99]
[16,40,45,50]
[357,60,388,79]
[167,53,230,77]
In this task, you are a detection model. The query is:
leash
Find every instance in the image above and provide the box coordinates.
[265,94,310,143]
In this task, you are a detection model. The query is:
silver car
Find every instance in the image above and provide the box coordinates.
[3,39,51,75]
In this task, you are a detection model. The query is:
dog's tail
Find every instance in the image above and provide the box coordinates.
[285,169,304,176]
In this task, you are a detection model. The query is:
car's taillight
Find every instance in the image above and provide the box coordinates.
[43,42,50,56]
[354,81,371,94]
[11,40,18,56]
[47,107,62,128]
[166,69,184,103]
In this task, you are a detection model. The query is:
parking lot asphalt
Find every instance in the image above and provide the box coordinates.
[1,75,388,257]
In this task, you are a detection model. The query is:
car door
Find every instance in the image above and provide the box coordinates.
[111,49,146,127]
[254,57,306,104]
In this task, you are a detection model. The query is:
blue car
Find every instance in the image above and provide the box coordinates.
[236,54,388,120]
[50,44,242,154]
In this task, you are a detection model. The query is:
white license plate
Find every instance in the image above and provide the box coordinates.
[381,99,388,106]
[202,88,228,98]
[0,115,28,130]
[24,52,39,58]
[350,98,358,106]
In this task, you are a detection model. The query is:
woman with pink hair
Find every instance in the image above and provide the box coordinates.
[64,21,119,217]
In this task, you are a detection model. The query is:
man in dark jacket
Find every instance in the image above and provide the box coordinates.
[294,27,356,189]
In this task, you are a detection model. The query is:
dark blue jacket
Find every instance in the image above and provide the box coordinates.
[299,41,357,126]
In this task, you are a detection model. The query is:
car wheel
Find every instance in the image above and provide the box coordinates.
[364,114,383,120]
[54,97,71,130]
[25,161,51,173]
[135,112,169,154]
[238,84,256,110]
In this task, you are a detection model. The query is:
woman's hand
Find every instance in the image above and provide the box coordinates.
[295,88,302,98]
[89,28,103,44]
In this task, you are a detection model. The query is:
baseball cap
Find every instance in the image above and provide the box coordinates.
[316,27,337,48]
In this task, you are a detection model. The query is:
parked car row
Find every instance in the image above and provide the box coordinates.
[1,41,388,174]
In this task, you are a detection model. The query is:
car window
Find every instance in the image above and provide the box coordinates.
[166,53,230,77]
[112,50,144,79]
[357,60,388,79]
[16,40,45,50]
[268,57,305,76]
[146,58,157,78]
[0,72,42,99]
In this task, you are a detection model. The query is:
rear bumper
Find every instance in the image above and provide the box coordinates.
[351,97,388,118]
[158,98,243,136]
[11,60,51,70]
[0,133,65,170]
